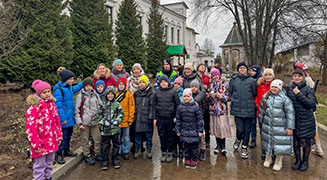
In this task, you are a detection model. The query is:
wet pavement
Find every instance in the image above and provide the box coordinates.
[59,117,327,180]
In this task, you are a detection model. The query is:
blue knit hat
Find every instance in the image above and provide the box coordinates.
[159,75,169,84]
[95,80,105,93]
[113,59,123,67]
[59,69,76,83]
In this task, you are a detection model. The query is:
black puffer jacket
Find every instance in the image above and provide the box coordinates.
[133,85,155,132]
[286,81,316,138]
[175,101,203,143]
[229,74,257,118]
[181,72,206,104]
[154,84,180,120]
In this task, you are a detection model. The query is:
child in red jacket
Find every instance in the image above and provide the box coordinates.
[26,80,63,180]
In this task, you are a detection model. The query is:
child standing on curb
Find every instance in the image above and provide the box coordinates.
[133,75,155,159]
[26,80,63,180]
[259,80,295,171]
[176,88,203,169]
[75,77,102,165]
[98,86,124,170]
[116,77,135,160]
[53,67,83,164]
[154,75,180,163]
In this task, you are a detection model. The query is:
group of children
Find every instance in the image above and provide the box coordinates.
[25,60,319,180]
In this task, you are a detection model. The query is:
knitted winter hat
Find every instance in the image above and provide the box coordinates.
[159,75,169,84]
[292,69,305,77]
[113,59,123,67]
[132,63,142,71]
[83,77,94,88]
[59,69,76,83]
[163,59,172,66]
[183,88,192,97]
[190,79,200,88]
[139,75,149,87]
[270,79,283,91]
[95,80,105,93]
[174,76,183,86]
[250,65,261,72]
[237,62,248,72]
[184,63,194,71]
[32,80,51,96]
[117,77,127,86]
[210,68,221,78]
[263,68,275,78]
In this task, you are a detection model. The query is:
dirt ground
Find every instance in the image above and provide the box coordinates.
[0,89,81,180]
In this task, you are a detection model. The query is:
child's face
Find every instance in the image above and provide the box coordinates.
[264,73,274,82]
[65,77,74,86]
[116,64,123,71]
[133,67,141,77]
[293,74,304,84]
[212,75,220,82]
[107,92,115,101]
[97,84,104,93]
[160,80,168,88]
[174,83,181,90]
[84,84,93,92]
[271,87,280,94]
[139,81,147,89]
[183,95,191,103]
[40,88,51,100]
[118,82,126,91]
[191,86,199,93]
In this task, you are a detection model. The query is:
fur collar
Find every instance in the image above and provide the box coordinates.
[93,68,111,80]
[257,77,264,85]
[26,94,56,106]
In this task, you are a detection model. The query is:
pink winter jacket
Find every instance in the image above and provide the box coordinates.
[25,94,63,159]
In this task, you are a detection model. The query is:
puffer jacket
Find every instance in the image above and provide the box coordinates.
[97,86,124,136]
[25,95,63,158]
[258,90,295,155]
[133,85,155,132]
[154,84,180,119]
[116,88,135,128]
[181,72,206,104]
[285,81,316,138]
[255,77,272,117]
[74,89,101,126]
[93,68,116,88]
[175,101,203,143]
[53,81,83,128]
[127,67,145,94]
[229,74,257,118]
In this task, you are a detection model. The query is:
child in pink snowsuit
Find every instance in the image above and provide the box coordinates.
[25,80,63,180]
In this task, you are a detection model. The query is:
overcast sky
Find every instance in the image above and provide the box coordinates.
[161,0,234,55]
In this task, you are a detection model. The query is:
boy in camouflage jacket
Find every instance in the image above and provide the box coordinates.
[97,86,124,170]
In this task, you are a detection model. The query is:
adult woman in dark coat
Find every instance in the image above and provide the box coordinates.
[285,69,317,171]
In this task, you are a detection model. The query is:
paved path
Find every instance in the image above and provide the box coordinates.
[59,117,327,180]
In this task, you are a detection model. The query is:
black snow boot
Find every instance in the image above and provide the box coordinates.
[56,151,65,164]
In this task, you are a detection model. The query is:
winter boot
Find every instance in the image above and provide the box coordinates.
[299,146,310,171]
[191,161,198,169]
[214,138,221,154]
[185,160,191,169]
[161,152,167,162]
[240,145,249,159]
[199,150,206,161]
[166,152,173,163]
[122,153,130,160]
[56,151,65,164]
[292,146,301,170]
[84,154,95,165]
[134,148,141,159]
[272,155,283,171]
[146,148,152,159]
[263,154,273,168]
[64,149,77,157]
[101,161,108,170]
[233,139,241,150]
[220,139,227,156]
[299,159,309,171]
[312,141,324,157]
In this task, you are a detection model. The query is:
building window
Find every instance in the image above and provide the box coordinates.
[177,29,180,44]
[165,25,168,42]
[106,6,113,24]
[171,27,174,43]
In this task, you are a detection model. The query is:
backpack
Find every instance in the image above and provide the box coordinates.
[78,93,87,118]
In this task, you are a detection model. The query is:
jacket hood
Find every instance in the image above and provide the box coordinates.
[26,94,56,106]
[80,88,96,96]
[93,68,111,80]
[104,86,117,101]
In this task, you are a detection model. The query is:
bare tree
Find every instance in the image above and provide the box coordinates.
[0,0,28,60]
[202,38,215,54]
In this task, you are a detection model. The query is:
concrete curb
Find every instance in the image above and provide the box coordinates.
[318,122,327,136]
[52,147,83,180]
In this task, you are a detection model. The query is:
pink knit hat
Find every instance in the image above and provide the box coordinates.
[210,68,221,78]
[183,88,192,97]
[174,76,183,86]
[32,80,51,96]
